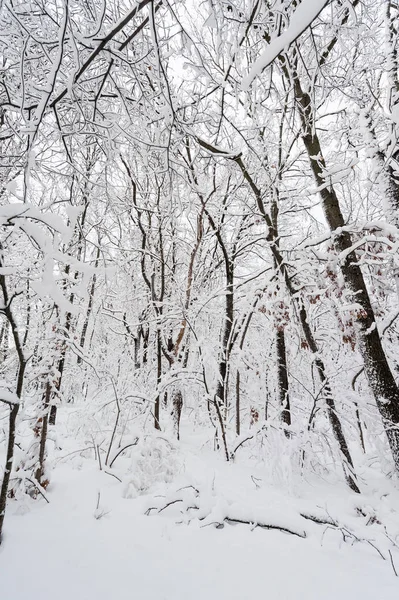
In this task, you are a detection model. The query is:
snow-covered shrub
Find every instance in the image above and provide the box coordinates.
[123,435,183,498]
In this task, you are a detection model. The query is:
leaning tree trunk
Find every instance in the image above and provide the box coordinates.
[233,155,360,493]
[195,139,359,491]
[294,76,399,471]
[296,301,359,493]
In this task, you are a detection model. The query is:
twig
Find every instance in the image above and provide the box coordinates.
[97,444,102,471]
[300,512,337,526]
[105,379,121,466]
[109,438,139,468]
[388,550,398,577]
[224,517,306,538]
[54,446,95,464]
[158,498,184,513]
[176,484,200,494]
[104,470,122,483]
[24,477,50,503]
[230,435,254,458]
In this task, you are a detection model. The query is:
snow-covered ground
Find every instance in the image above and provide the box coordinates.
[1,411,399,600]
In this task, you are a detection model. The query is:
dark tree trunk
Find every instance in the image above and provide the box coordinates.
[0,404,19,542]
[35,382,51,487]
[78,245,100,364]
[276,328,291,431]
[154,329,161,430]
[297,303,360,493]
[0,267,26,543]
[232,155,359,493]
[235,370,241,436]
[294,77,399,471]
[216,268,234,409]
[172,389,183,441]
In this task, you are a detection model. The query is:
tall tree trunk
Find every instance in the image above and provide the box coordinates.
[49,321,70,426]
[271,187,291,431]
[0,404,19,543]
[235,369,241,436]
[276,327,291,431]
[297,302,359,493]
[78,245,100,364]
[232,154,359,492]
[0,268,26,543]
[294,76,399,471]
[35,382,51,487]
[154,329,161,430]
[216,266,234,410]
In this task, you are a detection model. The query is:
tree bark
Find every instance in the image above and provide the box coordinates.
[233,154,360,492]
[294,76,399,471]
[276,328,291,431]
[0,267,26,543]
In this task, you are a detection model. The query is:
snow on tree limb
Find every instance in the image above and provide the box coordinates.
[242,0,330,90]
[0,390,20,406]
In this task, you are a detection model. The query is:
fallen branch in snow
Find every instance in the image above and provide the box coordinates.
[222,517,306,538]
[147,497,307,537]
[145,489,307,538]
[144,486,399,573]
[299,512,337,527]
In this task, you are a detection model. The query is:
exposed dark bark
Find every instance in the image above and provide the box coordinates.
[297,302,360,493]
[276,328,291,430]
[0,404,19,543]
[215,264,234,409]
[78,245,101,364]
[154,329,162,430]
[34,382,51,487]
[172,389,183,441]
[50,187,91,423]
[195,136,359,490]
[293,76,399,471]
[0,319,8,362]
[234,154,359,492]
[0,267,26,544]
[271,183,291,431]
[235,370,241,436]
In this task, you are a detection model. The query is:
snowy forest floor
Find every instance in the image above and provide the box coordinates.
[1,406,399,600]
